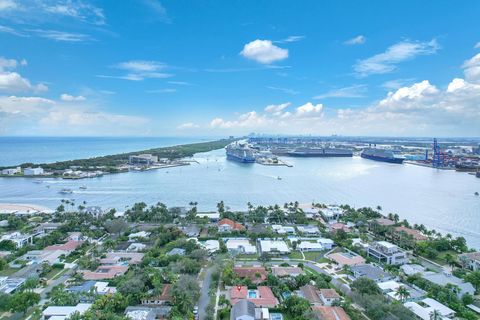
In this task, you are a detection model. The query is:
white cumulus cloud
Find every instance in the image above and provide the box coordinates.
[0,56,47,93]
[240,40,288,64]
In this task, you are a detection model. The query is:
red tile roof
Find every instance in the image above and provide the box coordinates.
[45,240,83,252]
[218,218,245,231]
[230,286,278,308]
[319,289,340,299]
[312,306,351,320]
[300,285,321,304]
[233,267,267,284]
[82,265,128,280]
[329,223,350,232]
[394,226,428,241]
[142,284,172,305]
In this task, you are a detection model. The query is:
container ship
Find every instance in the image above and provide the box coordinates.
[287,147,353,157]
[225,141,256,163]
[361,148,404,164]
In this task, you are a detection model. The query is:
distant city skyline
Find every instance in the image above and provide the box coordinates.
[1,0,480,137]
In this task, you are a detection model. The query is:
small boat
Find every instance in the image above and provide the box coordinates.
[34,179,43,184]
[475,192,479,196]
[79,185,87,190]
[277,176,282,180]
[59,188,73,194]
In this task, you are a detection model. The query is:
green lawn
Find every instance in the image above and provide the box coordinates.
[286,252,303,260]
[303,251,329,262]
[0,267,19,277]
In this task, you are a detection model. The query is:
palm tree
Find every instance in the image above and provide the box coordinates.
[429,309,442,320]
[395,286,410,302]
[444,253,456,269]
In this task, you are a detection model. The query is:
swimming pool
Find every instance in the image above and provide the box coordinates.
[248,290,258,298]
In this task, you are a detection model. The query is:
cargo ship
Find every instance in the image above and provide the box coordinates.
[225,141,256,163]
[287,147,353,157]
[361,148,404,164]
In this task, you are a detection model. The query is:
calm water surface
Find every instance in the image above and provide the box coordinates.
[1,148,479,248]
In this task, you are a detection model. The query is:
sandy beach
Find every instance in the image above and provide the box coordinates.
[0,203,52,213]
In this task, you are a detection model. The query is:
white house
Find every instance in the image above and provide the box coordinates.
[128,231,150,240]
[258,239,290,255]
[1,232,35,248]
[272,225,296,235]
[297,241,323,252]
[201,240,220,253]
[42,303,92,320]
[225,239,257,254]
[296,225,320,235]
[1,167,20,175]
[320,206,344,222]
[317,238,334,250]
[367,241,408,265]
[23,167,44,176]
[404,298,455,320]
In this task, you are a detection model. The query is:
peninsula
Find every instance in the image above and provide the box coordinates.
[0,139,234,179]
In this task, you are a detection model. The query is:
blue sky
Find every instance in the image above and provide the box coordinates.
[1,0,479,137]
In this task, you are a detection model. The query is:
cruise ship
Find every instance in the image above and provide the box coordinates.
[225,141,256,163]
[287,147,353,157]
[361,148,404,164]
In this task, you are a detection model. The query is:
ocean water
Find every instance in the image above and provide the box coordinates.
[1,143,479,248]
[0,136,206,166]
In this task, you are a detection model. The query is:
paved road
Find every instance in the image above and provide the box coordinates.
[198,266,214,320]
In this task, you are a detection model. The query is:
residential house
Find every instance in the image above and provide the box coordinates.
[0,277,25,294]
[319,289,341,306]
[166,248,186,256]
[22,249,66,265]
[317,238,334,250]
[369,218,395,228]
[296,225,320,235]
[404,298,456,320]
[141,284,172,306]
[350,264,393,283]
[83,265,129,280]
[218,219,246,233]
[200,240,220,253]
[67,281,116,297]
[327,251,366,267]
[233,266,267,284]
[311,306,351,320]
[422,270,475,298]
[320,206,344,223]
[230,299,255,320]
[1,232,35,248]
[297,241,323,252]
[367,241,408,265]
[23,167,44,176]
[124,306,171,320]
[127,243,147,252]
[378,280,425,302]
[400,264,426,276]
[229,286,278,308]
[272,225,296,235]
[393,226,428,242]
[2,167,20,175]
[258,239,290,255]
[459,252,480,271]
[299,285,322,305]
[45,240,83,254]
[196,212,220,221]
[271,266,305,278]
[225,239,257,254]
[128,231,150,240]
[329,223,350,233]
[42,303,92,320]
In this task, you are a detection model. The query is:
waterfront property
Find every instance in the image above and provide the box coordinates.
[366,241,408,265]
[218,218,246,233]
[459,252,480,271]
[129,154,158,166]
[23,167,44,176]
